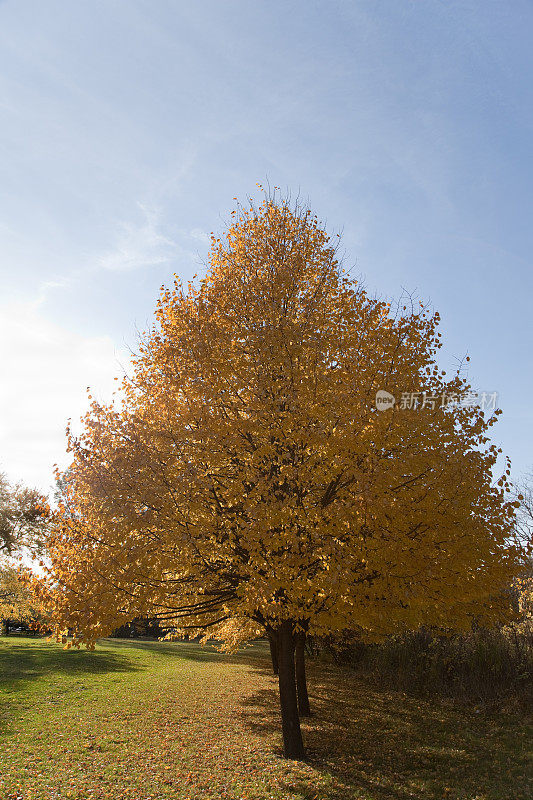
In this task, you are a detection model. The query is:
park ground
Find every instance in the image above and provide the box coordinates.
[0,637,531,800]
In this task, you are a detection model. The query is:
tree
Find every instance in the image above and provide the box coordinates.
[0,563,45,635]
[511,471,533,617]
[40,195,522,759]
[0,472,48,559]
[0,473,49,635]
[514,470,533,548]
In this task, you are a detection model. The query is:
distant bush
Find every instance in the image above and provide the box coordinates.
[314,624,533,705]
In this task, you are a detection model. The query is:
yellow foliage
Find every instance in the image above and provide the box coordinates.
[38,197,523,648]
[0,563,44,626]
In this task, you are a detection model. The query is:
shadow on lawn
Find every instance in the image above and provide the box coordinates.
[0,639,137,689]
[104,636,272,666]
[239,660,532,800]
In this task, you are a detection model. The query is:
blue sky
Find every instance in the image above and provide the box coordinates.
[0,0,532,493]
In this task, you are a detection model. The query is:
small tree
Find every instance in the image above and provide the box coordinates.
[0,564,46,634]
[0,473,49,635]
[40,195,522,759]
[0,473,48,559]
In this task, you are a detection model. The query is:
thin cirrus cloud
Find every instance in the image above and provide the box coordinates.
[96,204,181,273]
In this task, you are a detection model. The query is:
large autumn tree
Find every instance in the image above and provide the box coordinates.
[40,196,521,758]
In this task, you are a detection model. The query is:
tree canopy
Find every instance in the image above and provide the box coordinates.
[0,472,49,634]
[0,472,48,559]
[0,563,45,633]
[39,196,523,757]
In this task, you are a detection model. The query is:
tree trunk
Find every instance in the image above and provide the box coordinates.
[2,618,9,636]
[295,632,311,716]
[277,620,306,759]
[268,630,279,675]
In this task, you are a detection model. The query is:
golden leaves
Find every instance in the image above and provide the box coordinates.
[39,197,523,648]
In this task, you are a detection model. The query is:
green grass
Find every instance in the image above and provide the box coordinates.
[0,636,531,800]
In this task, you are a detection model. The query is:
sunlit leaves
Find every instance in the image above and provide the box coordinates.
[40,195,523,648]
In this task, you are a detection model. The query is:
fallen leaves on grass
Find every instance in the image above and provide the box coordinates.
[0,637,531,800]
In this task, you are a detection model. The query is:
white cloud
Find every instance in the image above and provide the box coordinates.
[97,204,178,272]
[189,227,210,246]
[0,296,128,495]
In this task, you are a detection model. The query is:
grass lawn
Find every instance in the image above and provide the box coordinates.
[0,636,531,800]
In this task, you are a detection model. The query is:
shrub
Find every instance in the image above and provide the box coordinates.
[315,624,533,704]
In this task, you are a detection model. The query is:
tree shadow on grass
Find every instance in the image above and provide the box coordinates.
[0,638,137,691]
[238,660,533,800]
[102,636,272,667]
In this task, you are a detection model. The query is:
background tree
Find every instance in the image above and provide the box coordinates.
[0,563,46,635]
[512,471,533,617]
[40,195,523,759]
[0,472,48,559]
[0,473,49,636]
